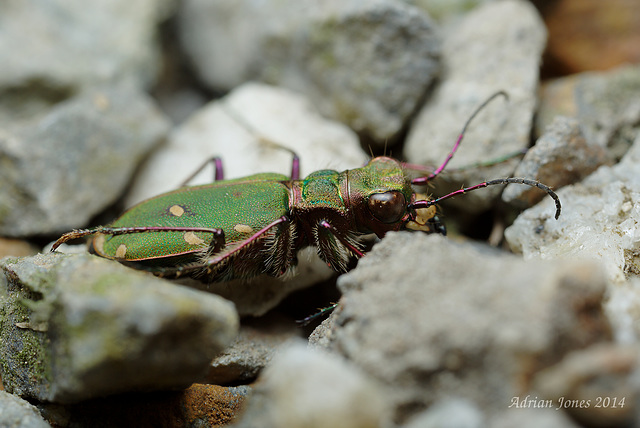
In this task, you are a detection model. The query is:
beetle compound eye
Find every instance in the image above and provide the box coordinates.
[367,191,406,223]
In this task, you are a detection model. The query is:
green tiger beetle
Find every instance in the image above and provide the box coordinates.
[51,92,561,281]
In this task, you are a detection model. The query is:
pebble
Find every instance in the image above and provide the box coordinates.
[505,134,640,343]
[233,341,388,428]
[178,0,440,145]
[504,127,640,380]
[502,116,609,207]
[0,252,238,403]
[534,344,639,427]
[0,391,51,428]
[536,63,640,161]
[0,85,170,237]
[405,0,546,213]
[0,0,174,90]
[310,232,611,423]
[206,314,303,385]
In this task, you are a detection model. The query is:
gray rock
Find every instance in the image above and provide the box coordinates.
[403,0,500,25]
[607,278,640,345]
[0,0,175,91]
[405,0,546,213]
[505,134,640,335]
[0,85,170,237]
[0,252,238,404]
[178,0,440,145]
[503,116,609,207]
[533,344,638,427]
[0,391,51,428]
[537,64,640,161]
[505,134,640,345]
[232,341,389,428]
[311,232,611,423]
[206,314,303,385]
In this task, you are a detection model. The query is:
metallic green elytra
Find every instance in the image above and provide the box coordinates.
[51,93,562,282]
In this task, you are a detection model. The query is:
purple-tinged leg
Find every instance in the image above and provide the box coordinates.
[318,220,365,258]
[147,216,291,278]
[179,157,225,187]
[290,154,301,180]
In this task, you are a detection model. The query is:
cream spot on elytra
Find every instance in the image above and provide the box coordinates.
[233,224,253,234]
[93,234,106,255]
[169,204,185,217]
[115,244,127,258]
[184,231,205,246]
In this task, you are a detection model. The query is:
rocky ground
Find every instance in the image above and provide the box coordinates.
[1,0,640,427]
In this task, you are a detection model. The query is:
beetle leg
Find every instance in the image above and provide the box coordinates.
[315,220,364,272]
[50,226,224,252]
[296,302,338,326]
[290,153,300,180]
[145,216,292,279]
[179,157,225,186]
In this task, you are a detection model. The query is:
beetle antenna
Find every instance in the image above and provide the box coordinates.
[411,91,509,186]
[410,177,561,220]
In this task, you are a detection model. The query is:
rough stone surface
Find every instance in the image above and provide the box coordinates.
[607,278,640,346]
[205,314,302,385]
[505,131,640,354]
[505,134,640,343]
[0,252,239,404]
[311,232,611,423]
[405,0,546,213]
[404,0,498,25]
[0,85,170,237]
[0,0,175,91]
[179,0,440,145]
[233,341,388,428]
[0,391,51,428]
[533,344,639,427]
[536,64,640,161]
[503,116,609,207]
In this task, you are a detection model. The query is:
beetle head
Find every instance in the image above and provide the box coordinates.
[349,157,444,237]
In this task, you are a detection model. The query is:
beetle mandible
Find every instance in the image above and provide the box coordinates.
[51,92,561,281]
